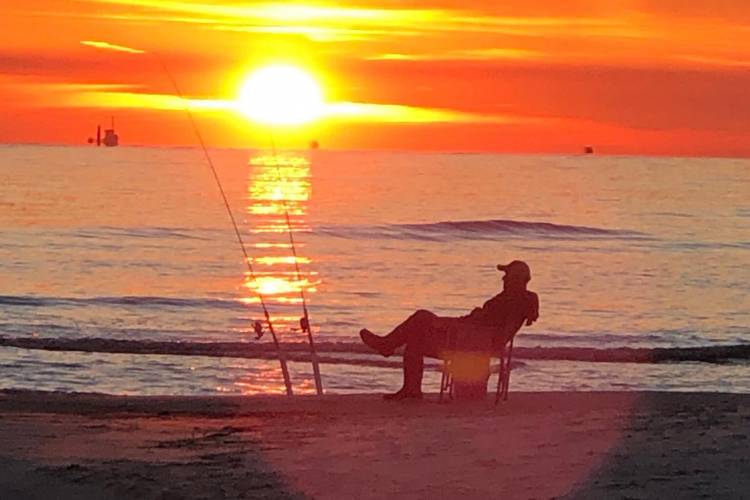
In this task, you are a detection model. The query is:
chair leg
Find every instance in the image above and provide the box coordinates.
[503,369,511,401]
[495,356,505,405]
[439,360,453,403]
[503,342,514,402]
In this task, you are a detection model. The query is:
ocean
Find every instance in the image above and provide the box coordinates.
[1,144,749,395]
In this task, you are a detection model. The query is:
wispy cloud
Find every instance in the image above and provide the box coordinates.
[368,48,542,62]
[82,0,444,26]
[81,40,145,54]
[209,24,418,42]
[80,0,635,42]
[62,90,229,111]
[0,80,144,95]
[675,54,750,68]
[58,87,524,124]
[321,102,524,124]
[30,82,145,92]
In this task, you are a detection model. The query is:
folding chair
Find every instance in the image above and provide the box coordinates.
[439,333,517,405]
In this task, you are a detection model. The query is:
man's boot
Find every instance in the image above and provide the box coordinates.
[384,350,423,400]
[360,329,395,357]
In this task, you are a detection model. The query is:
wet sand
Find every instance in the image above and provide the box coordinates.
[1,390,748,499]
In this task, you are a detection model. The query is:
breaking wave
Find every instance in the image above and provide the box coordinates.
[71,226,216,241]
[313,219,648,241]
[0,295,241,310]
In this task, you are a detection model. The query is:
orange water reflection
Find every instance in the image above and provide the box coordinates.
[221,362,316,396]
[241,151,319,333]
[218,361,291,396]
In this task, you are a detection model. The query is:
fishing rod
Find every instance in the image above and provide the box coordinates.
[268,132,323,395]
[154,54,294,396]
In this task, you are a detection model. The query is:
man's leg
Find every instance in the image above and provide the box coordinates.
[405,341,426,390]
[360,310,438,400]
[360,309,437,357]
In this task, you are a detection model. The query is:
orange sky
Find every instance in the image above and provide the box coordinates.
[3,0,750,155]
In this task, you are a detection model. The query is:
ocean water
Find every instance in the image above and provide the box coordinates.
[1,144,749,395]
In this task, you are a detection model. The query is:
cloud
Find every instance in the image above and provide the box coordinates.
[61,90,230,112]
[82,0,445,26]
[80,40,146,54]
[674,54,750,69]
[0,53,95,76]
[20,82,145,92]
[321,102,530,124]
[55,86,527,125]
[208,24,417,43]
[367,48,542,62]
[79,0,636,41]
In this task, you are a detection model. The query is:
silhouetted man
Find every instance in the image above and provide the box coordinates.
[360,260,539,400]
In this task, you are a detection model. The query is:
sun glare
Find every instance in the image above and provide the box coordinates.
[238,65,324,126]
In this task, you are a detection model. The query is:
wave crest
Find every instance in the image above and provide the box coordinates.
[0,295,241,309]
[314,219,647,241]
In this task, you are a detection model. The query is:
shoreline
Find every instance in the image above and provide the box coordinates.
[2,390,749,499]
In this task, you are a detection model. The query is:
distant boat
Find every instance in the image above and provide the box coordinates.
[102,117,119,147]
[584,145,594,154]
[91,117,119,147]
[309,140,319,150]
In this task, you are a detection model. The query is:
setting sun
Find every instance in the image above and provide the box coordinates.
[237,65,324,126]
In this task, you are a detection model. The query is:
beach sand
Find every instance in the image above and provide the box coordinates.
[1,390,748,499]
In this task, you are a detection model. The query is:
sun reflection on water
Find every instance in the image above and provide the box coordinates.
[241,151,319,334]
[236,152,320,394]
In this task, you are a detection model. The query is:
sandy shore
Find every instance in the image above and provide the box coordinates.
[1,390,748,499]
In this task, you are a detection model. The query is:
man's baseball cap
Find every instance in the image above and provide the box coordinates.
[497,260,531,281]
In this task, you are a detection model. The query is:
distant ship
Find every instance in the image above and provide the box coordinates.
[89,117,119,147]
[584,145,594,154]
[102,117,119,147]
[309,140,319,150]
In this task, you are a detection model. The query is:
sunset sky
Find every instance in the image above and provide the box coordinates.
[2,1,750,155]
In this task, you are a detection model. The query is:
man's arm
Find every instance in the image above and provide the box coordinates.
[525,292,540,326]
[470,294,506,326]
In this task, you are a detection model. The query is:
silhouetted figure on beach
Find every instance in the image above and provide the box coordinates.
[360,261,539,400]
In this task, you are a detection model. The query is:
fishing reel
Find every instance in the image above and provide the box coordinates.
[300,316,310,333]
[253,320,264,340]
